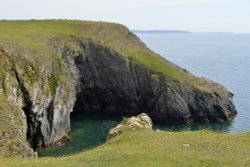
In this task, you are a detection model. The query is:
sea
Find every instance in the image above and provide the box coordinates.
[136,32,250,134]
[39,32,250,157]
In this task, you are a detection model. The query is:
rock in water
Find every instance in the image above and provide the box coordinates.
[108,113,153,140]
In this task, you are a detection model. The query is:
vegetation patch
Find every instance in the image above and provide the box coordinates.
[121,116,129,125]
[48,74,58,96]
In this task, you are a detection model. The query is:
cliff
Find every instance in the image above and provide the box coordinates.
[0,20,236,155]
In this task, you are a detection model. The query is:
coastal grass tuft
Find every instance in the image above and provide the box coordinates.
[121,116,129,125]
[48,74,58,96]
[0,130,249,167]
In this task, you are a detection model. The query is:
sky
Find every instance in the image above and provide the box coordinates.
[0,0,250,33]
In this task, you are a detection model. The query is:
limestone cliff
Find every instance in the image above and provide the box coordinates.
[0,20,237,155]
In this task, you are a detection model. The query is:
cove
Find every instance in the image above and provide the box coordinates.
[39,112,233,157]
[38,112,122,157]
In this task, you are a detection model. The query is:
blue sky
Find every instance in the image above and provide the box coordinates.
[0,0,250,33]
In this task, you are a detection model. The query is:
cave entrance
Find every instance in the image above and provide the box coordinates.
[38,111,121,157]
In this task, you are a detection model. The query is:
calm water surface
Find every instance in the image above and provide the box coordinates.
[39,113,122,157]
[40,33,250,157]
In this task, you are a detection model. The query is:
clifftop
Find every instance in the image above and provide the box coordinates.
[0,20,226,92]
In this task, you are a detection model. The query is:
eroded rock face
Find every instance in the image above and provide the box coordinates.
[63,41,236,123]
[0,49,75,151]
[107,113,153,140]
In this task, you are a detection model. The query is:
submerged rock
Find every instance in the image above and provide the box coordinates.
[107,113,153,140]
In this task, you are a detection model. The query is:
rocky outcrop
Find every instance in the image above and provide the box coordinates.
[0,20,237,155]
[107,113,153,140]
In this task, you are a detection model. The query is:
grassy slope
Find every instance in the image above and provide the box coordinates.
[0,130,249,167]
[0,20,224,92]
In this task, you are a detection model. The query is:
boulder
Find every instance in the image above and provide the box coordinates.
[107,113,153,140]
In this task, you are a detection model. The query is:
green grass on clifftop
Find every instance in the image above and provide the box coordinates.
[0,130,249,167]
[0,20,224,92]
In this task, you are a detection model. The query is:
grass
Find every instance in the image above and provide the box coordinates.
[0,130,249,167]
[48,74,58,96]
[0,20,225,93]
[121,116,129,124]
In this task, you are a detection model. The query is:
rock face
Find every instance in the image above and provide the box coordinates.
[64,41,236,123]
[108,113,153,140]
[0,48,75,151]
[0,20,237,154]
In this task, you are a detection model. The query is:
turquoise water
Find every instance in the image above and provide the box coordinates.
[38,113,122,157]
[40,33,250,157]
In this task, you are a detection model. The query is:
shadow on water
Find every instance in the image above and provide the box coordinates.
[39,112,233,157]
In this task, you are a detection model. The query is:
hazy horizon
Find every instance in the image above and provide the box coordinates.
[0,0,250,33]
[132,29,250,34]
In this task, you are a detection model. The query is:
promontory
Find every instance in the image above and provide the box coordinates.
[0,20,236,157]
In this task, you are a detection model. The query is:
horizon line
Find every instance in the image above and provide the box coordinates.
[132,29,250,34]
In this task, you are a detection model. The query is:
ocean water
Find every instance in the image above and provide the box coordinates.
[40,33,250,157]
[136,32,250,133]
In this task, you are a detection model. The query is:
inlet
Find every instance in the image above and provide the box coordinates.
[38,112,121,157]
